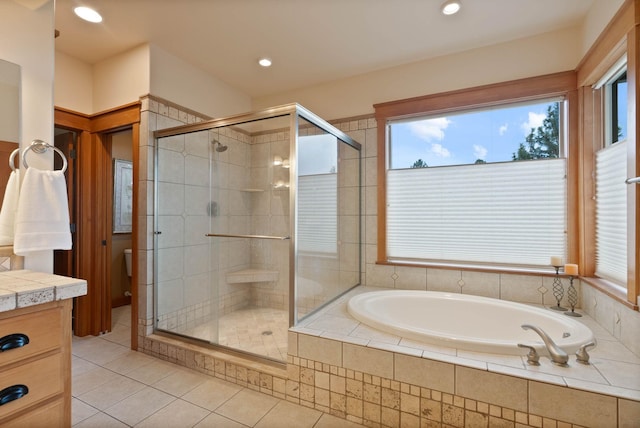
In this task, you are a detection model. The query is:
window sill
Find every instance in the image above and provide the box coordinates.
[580,276,638,311]
[378,259,562,277]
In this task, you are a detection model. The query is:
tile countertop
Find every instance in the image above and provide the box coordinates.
[0,269,87,313]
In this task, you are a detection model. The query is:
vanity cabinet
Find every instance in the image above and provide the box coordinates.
[0,270,86,426]
[0,299,72,427]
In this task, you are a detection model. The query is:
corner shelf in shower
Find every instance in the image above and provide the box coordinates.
[226,268,279,284]
[240,188,264,192]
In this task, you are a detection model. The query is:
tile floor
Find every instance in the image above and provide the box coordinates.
[178,307,289,361]
[72,305,363,427]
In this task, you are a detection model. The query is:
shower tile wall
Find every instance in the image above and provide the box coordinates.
[248,131,290,311]
[149,99,292,339]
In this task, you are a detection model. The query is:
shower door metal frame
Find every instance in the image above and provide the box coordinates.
[153,103,361,339]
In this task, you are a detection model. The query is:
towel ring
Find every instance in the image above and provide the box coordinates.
[22,139,68,173]
[8,148,19,172]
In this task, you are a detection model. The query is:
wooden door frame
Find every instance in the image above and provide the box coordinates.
[54,102,140,349]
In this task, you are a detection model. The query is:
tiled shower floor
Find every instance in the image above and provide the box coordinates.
[181,307,289,361]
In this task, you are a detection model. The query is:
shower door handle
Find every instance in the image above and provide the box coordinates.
[206,233,290,240]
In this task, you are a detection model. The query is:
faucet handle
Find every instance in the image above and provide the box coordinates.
[518,343,540,366]
[575,341,596,364]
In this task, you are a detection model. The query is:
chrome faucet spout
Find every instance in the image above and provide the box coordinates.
[521,324,568,366]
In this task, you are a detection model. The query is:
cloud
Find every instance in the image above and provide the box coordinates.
[498,124,508,136]
[473,144,487,160]
[430,143,451,158]
[409,117,452,142]
[521,112,546,134]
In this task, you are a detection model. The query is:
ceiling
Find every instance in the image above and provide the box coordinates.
[54,0,595,99]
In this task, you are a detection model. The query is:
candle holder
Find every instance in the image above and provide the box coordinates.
[565,276,582,317]
[550,265,567,311]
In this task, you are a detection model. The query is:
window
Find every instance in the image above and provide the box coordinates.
[297,134,338,254]
[374,72,577,271]
[595,63,628,287]
[386,100,566,267]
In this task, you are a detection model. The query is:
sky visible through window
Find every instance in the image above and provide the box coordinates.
[389,100,563,169]
[298,134,337,175]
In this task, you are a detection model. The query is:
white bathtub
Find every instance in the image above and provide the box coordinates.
[347,290,595,356]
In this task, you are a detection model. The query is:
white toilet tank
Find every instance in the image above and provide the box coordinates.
[124,249,132,277]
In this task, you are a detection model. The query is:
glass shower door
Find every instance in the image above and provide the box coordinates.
[155,128,219,344]
[155,114,292,362]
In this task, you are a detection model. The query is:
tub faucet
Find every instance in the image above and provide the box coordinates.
[575,341,596,364]
[521,324,568,366]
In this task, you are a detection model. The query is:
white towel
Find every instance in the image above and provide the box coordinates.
[0,170,19,245]
[14,168,72,255]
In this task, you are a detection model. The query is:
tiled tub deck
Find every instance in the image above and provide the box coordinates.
[143,285,640,428]
[287,286,640,428]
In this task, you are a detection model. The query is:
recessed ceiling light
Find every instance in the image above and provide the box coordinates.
[441,0,461,15]
[258,58,272,67]
[74,6,103,23]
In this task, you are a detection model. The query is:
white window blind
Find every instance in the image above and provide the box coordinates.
[387,159,566,266]
[595,141,627,284]
[298,174,337,254]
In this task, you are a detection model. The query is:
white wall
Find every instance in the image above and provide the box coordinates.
[581,0,627,56]
[93,44,150,113]
[253,27,582,120]
[150,44,251,119]
[54,50,93,113]
[0,0,55,272]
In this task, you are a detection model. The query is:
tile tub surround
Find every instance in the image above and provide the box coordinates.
[0,269,87,311]
[288,286,640,427]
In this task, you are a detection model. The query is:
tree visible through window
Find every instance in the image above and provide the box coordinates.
[390,100,561,170]
[386,99,566,267]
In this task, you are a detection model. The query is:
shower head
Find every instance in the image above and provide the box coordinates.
[212,140,228,152]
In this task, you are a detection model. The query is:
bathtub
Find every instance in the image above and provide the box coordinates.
[347,290,595,356]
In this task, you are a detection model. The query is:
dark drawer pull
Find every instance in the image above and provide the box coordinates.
[0,385,29,406]
[0,334,30,352]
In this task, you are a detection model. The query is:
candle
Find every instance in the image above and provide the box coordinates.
[564,263,579,276]
[550,256,563,266]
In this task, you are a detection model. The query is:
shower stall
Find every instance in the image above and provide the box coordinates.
[153,104,361,362]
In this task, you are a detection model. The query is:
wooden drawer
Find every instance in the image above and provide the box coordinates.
[1,398,66,428]
[0,307,62,367]
[0,353,63,420]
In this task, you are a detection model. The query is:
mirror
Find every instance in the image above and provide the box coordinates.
[0,58,21,246]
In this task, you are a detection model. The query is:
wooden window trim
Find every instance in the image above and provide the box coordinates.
[577,0,638,307]
[374,71,578,273]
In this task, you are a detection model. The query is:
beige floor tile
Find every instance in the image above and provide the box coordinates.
[72,397,99,425]
[101,349,158,375]
[102,323,132,347]
[72,355,100,377]
[104,386,175,426]
[216,389,279,426]
[152,367,209,397]
[112,305,131,327]
[135,399,210,428]
[126,358,181,385]
[77,374,147,410]
[314,413,367,428]
[254,400,322,428]
[72,366,125,396]
[72,337,130,366]
[194,412,249,427]
[182,378,243,411]
[73,411,129,427]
